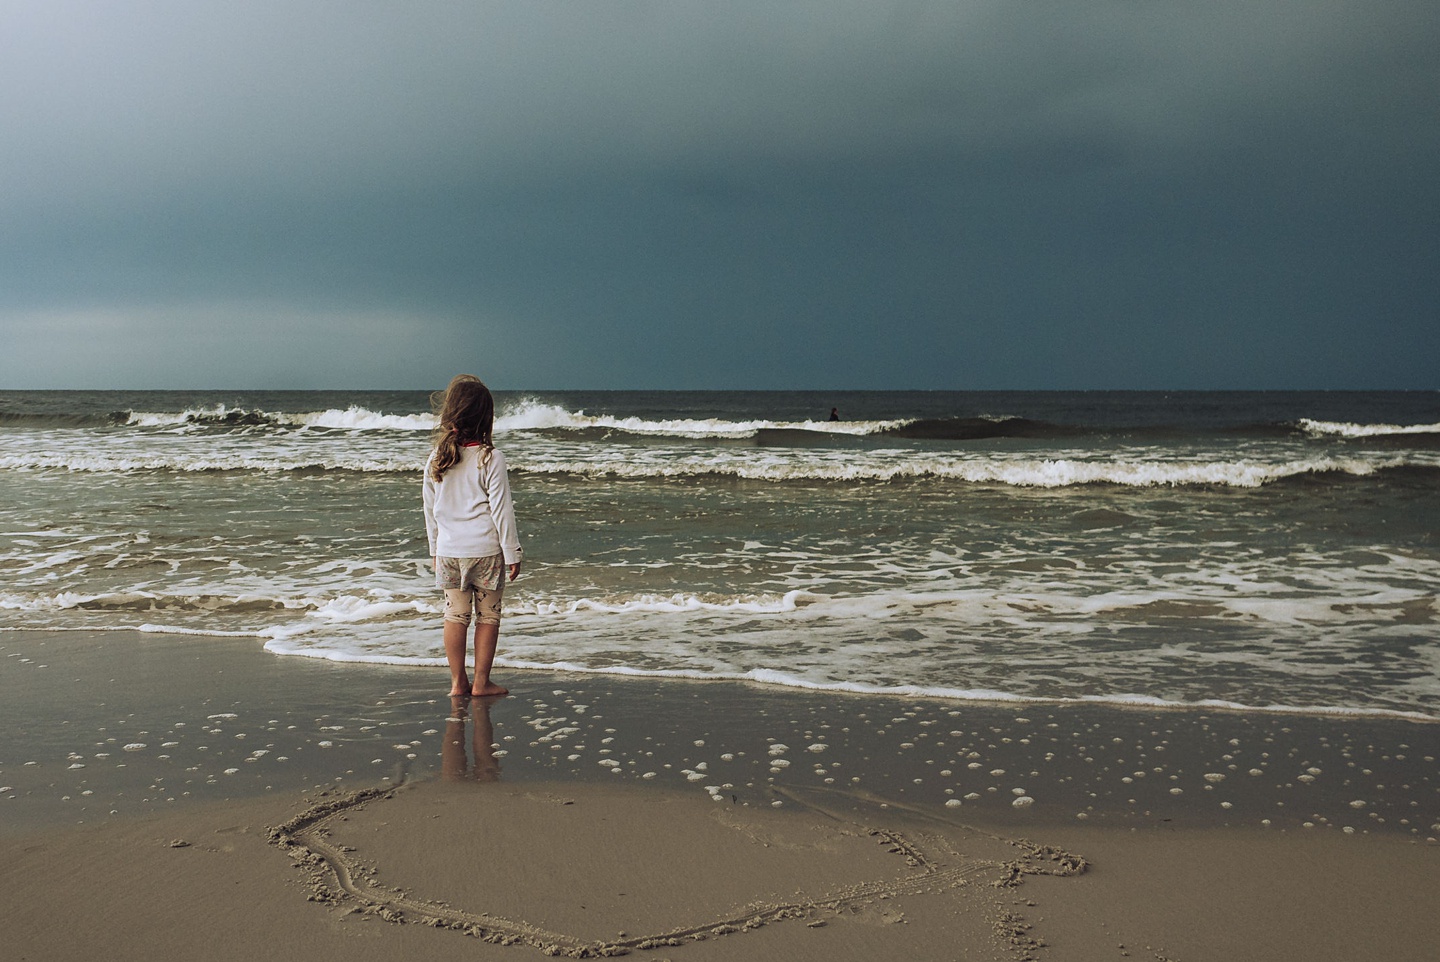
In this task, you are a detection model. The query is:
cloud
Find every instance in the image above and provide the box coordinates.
[0,302,518,388]
[5,2,1431,197]
[0,2,1436,387]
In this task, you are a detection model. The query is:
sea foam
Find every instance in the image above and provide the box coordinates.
[1299,418,1440,438]
[518,453,1425,487]
[119,400,910,439]
[255,643,1438,723]
[495,398,909,438]
[10,445,1427,486]
[125,404,433,431]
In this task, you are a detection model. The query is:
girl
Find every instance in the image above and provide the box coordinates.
[423,375,523,697]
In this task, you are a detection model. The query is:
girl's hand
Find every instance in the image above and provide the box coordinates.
[508,561,522,582]
[432,556,438,572]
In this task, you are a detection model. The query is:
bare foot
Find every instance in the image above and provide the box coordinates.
[472,681,509,697]
[449,674,472,697]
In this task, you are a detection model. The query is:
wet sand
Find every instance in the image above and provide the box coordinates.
[2,630,1437,960]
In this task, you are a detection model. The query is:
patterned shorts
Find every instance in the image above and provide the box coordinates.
[435,554,506,592]
[436,554,506,627]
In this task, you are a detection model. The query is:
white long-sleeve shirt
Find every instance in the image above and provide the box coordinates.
[422,445,523,563]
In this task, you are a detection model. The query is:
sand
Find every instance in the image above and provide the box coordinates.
[4,775,1436,962]
[2,630,1437,961]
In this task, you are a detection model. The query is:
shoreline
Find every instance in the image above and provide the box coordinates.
[275,643,1440,724]
[15,621,1439,724]
[2,630,1438,960]
[2,629,1436,838]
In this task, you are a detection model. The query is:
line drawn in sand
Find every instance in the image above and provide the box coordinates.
[267,782,1087,959]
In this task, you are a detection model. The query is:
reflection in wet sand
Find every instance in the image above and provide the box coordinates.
[441,695,502,782]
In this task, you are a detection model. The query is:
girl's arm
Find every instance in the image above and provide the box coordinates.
[422,456,440,558]
[481,448,523,567]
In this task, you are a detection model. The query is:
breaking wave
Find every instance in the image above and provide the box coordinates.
[876,416,1087,440]
[1298,418,1440,439]
[494,400,909,438]
[3,448,1434,487]
[12,398,1440,448]
[519,455,1432,488]
[123,404,434,431]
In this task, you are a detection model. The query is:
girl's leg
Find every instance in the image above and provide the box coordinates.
[471,622,508,696]
[438,564,473,696]
[441,586,476,695]
[470,583,508,696]
[443,620,472,696]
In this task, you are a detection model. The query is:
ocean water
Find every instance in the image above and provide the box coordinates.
[2,390,1437,720]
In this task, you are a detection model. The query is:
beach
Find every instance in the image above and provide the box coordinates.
[5,0,1438,949]
[3,629,1436,961]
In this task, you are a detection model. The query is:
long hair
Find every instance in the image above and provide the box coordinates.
[429,374,495,481]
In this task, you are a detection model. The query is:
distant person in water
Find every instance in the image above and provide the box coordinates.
[828,407,840,421]
[423,375,523,697]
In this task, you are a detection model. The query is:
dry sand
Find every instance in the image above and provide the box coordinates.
[2,630,1437,960]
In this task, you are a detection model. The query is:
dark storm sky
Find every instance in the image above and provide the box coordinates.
[1,1,1436,389]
